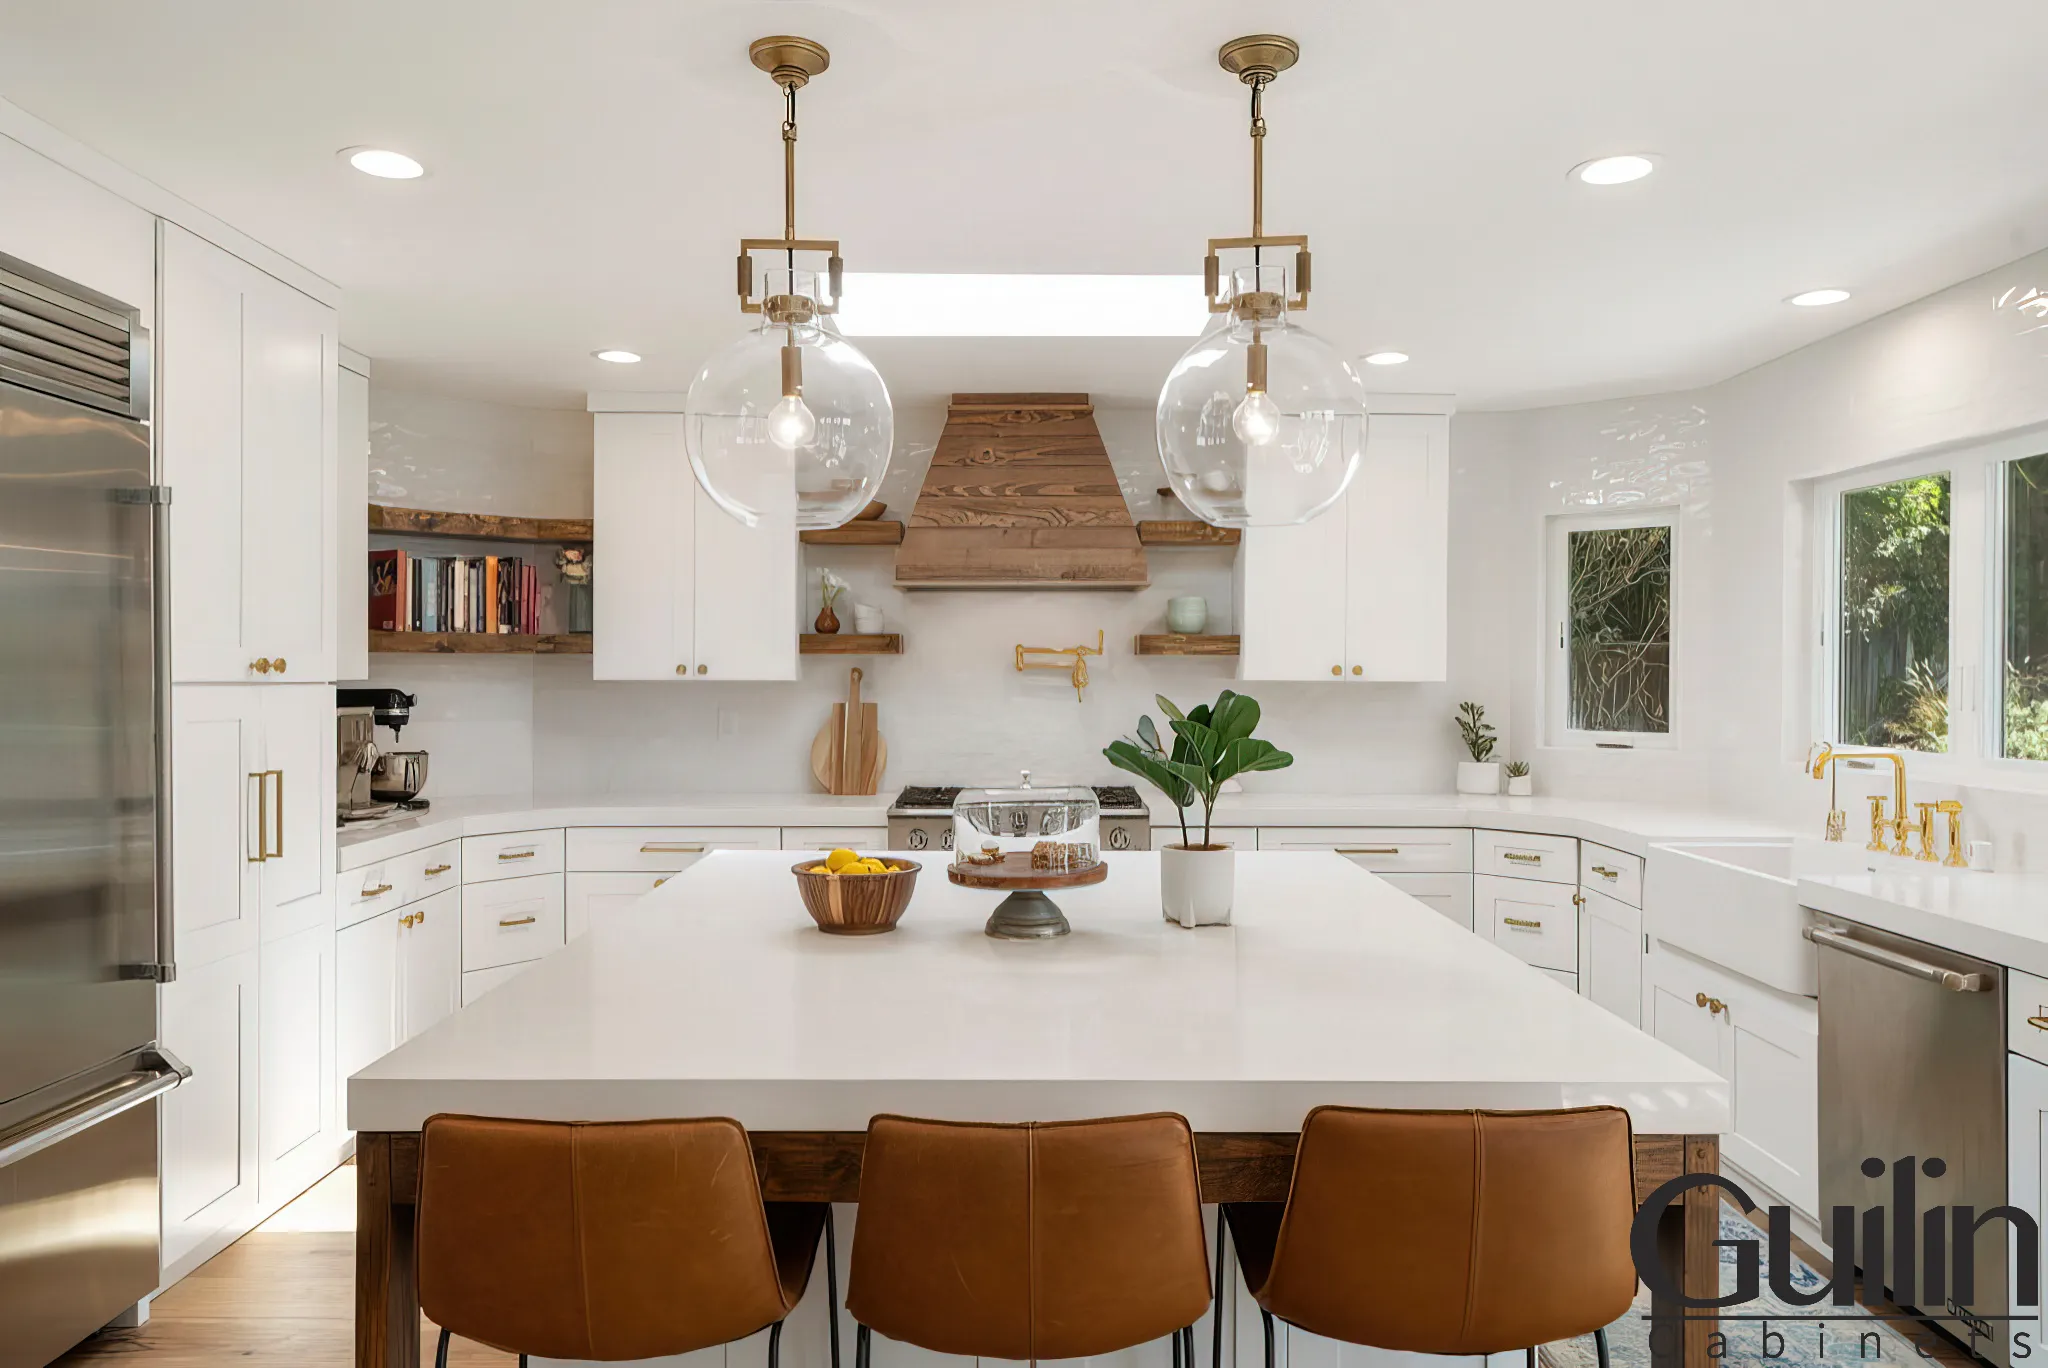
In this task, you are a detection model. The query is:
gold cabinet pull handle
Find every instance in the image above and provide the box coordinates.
[1502,851,1543,864]
[1696,992,1727,1016]
[268,769,284,860]
[498,915,537,928]
[654,876,669,887]
[361,883,394,898]
[271,658,286,674]
[399,913,417,929]
[416,907,426,924]
[1336,847,1401,855]
[1571,892,1586,907]
[497,849,537,861]
[2029,1015,2048,1032]
[1591,865,1619,879]
[250,658,272,675]
[639,843,706,854]
[1502,916,1543,929]
[424,864,452,876]
[247,772,268,862]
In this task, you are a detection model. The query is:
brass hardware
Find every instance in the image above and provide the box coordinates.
[654,877,669,887]
[1015,630,1105,701]
[1336,847,1400,856]
[400,913,416,929]
[497,850,537,862]
[1937,800,1967,867]
[1502,916,1543,930]
[779,340,805,400]
[1824,808,1847,842]
[1202,36,1312,315]
[1867,795,1890,853]
[361,883,394,898]
[250,658,271,674]
[267,769,284,860]
[1330,665,1341,676]
[1502,851,1543,864]
[424,864,451,876]
[272,658,286,674]
[1351,665,1362,676]
[247,772,269,863]
[417,907,426,924]
[1810,744,1911,853]
[1696,992,1727,1016]
[734,37,844,317]
[1571,892,1586,907]
[1591,865,1619,880]
[639,843,706,854]
[676,664,689,675]
[2029,1015,2048,1032]
[1914,802,1940,862]
[498,915,538,928]
[698,664,708,675]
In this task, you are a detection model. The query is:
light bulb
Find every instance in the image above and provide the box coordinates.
[1232,389,1281,446]
[766,393,817,450]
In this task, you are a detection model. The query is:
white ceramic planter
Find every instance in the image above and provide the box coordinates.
[1456,761,1501,795]
[1506,774,1533,797]
[1160,843,1235,928]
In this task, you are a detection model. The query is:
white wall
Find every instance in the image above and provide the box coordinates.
[367,392,1516,798]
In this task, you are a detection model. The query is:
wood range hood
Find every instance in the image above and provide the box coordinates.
[894,393,1150,589]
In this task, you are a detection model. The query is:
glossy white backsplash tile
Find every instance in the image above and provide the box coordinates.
[366,654,535,799]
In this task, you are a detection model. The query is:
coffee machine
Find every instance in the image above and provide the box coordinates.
[336,688,425,822]
[336,706,391,822]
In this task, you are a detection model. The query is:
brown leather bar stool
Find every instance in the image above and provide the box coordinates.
[846,1112,1212,1367]
[1221,1105,1637,1368]
[416,1114,838,1368]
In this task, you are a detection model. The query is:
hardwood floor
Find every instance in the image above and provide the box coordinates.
[56,1162,512,1367]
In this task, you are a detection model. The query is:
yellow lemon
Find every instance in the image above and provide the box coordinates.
[825,848,858,872]
[808,865,830,875]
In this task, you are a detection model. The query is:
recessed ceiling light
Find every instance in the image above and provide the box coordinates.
[1363,351,1410,366]
[592,349,642,364]
[835,274,1208,338]
[1570,154,1656,186]
[1787,288,1851,307]
[341,147,425,179]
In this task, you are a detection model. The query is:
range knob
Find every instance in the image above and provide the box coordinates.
[941,829,955,851]
[905,828,929,851]
[1108,827,1131,851]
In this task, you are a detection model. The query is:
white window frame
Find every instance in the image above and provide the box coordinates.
[1545,508,1680,750]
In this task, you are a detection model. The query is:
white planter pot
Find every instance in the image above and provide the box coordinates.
[1456,761,1501,795]
[1506,775,1533,797]
[1160,843,1235,928]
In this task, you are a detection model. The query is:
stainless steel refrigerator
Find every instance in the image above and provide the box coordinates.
[0,251,187,1367]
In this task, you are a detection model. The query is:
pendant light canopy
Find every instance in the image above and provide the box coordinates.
[1156,36,1367,528]
[686,36,894,530]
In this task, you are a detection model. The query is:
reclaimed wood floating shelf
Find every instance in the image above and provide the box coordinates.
[369,631,594,655]
[1137,520,1241,547]
[800,633,904,655]
[799,521,905,546]
[1134,634,1241,657]
[370,504,593,543]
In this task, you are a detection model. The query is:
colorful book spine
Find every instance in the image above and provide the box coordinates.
[368,550,400,631]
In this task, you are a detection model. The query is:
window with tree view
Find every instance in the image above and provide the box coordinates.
[2005,454,2048,759]
[1566,522,1671,735]
[1837,473,1949,752]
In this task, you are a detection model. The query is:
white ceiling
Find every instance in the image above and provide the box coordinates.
[4,0,2048,411]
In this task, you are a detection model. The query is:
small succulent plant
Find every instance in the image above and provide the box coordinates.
[1504,761,1530,779]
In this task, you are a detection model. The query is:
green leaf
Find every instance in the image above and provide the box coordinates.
[1211,692,1261,746]
[1155,694,1185,723]
[1136,714,1160,752]
[1168,717,1222,769]
[1104,741,1195,808]
[1213,737,1293,784]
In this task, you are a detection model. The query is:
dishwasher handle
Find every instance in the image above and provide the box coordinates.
[1805,924,1995,992]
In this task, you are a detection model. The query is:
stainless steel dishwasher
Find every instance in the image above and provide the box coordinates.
[1811,918,2008,1363]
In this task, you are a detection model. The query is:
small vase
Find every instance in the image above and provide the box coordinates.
[1165,595,1209,635]
[815,603,840,634]
[566,582,593,634]
[1160,842,1235,927]
[1507,775,1533,797]
[1456,761,1501,795]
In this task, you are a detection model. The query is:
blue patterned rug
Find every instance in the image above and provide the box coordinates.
[1541,1210,1927,1366]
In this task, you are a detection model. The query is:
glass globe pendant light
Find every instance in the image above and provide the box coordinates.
[685,36,893,530]
[1156,35,1368,528]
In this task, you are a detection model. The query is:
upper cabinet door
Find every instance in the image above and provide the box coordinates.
[336,364,369,681]
[1344,412,1449,681]
[161,226,338,683]
[256,683,333,930]
[168,683,261,970]
[692,473,797,682]
[1236,502,1348,681]
[593,413,690,680]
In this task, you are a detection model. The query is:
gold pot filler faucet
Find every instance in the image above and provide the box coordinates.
[1806,742,1967,866]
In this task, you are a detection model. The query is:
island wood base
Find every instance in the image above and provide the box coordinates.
[357,1129,1720,1368]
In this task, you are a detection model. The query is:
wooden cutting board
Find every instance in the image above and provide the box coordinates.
[810,667,887,795]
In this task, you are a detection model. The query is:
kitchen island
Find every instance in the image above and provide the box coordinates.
[351,851,1729,1368]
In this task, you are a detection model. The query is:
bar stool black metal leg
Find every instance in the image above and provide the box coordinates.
[1173,1324,1184,1368]
[1212,1207,1227,1368]
[434,1327,452,1368]
[1594,1327,1610,1368]
[1183,1322,1197,1368]
[855,1321,872,1368]
[1525,1346,1536,1368]
[1260,1308,1275,1368]
[824,1206,842,1368]
[769,1318,783,1368]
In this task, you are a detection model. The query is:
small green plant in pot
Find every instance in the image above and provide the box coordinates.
[1455,701,1502,795]
[1504,760,1533,797]
[1105,690,1293,927]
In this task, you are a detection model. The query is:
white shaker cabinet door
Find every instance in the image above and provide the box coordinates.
[159,946,259,1276]
[257,919,336,1205]
[692,472,798,681]
[335,908,399,1128]
[399,887,463,1042]
[1236,501,1347,681]
[1578,886,1644,1027]
[593,412,692,679]
[567,872,672,940]
[1343,412,1448,681]
[256,684,333,933]
[169,685,263,969]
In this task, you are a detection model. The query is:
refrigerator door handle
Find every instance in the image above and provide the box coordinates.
[0,1047,190,1173]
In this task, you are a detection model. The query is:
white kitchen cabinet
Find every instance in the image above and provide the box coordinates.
[463,960,537,1006]
[1473,829,1578,884]
[1377,873,1475,931]
[160,223,337,684]
[335,909,398,1125]
[462,828,566,884]
[567,872,673,940]
[1579,886,1643,1027]
[399,888,462,1041]
[1237,409,1449,682]
[462,873,566,972]
[782,827,891,854]
[1475,874,1578,973]
[2009,1054,2048,1357]
[337,355,370,681]
[1255,827,1472,872]
[159,946,259,1279]
[256,685,333,935]
[593,410,797,681]
[1647,946,1818,1215]
[258,919,337,1204]
[568,825,777,873]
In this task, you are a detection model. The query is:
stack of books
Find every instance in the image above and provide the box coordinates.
[369,550,542,634]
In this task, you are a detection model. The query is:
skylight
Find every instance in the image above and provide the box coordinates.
[834,274,1209,338]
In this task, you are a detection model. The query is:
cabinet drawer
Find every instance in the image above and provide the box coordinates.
[567,826,778,873]
[1377,872,1474,931]
[462,829,565,883]
[342,839,464,928]
[782,826,890,853]
[1475,830,1579,884]
[2011,969,2048,1067]
[1580,842,1643,906]
[462,961,537,1007]
[461,873,565,972]
[1476,874,1579,972]
[1257,827,1472,873]
[567,871,674,940]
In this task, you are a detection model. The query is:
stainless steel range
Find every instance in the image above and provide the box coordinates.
[888,784,1151,854]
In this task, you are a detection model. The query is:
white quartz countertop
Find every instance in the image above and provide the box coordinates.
[347,850,1729,1135]
[1798,869,2048,976]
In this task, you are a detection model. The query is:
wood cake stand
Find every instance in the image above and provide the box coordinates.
[946,853,1108,939]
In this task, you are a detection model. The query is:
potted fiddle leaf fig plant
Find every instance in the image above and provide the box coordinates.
[1105,690,1293,927]
[1455,701,1500,795]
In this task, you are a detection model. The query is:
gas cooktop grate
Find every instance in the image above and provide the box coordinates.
[890,785,1146,812]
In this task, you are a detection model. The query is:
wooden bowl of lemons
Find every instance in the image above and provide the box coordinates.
[792,849,921,935]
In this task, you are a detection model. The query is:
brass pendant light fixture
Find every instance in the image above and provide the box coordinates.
[684,36,894,530]
[1155,35,1368,528]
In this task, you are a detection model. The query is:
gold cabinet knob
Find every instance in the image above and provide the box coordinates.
[415,907,426,924]
[1695,992,1726,1016]
[698,664,708,675]
[1351,665,1362,675]
[1330,665,1341,677]
[251,658,272,674]
[675,664,689,675]
[272,658,286,674]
